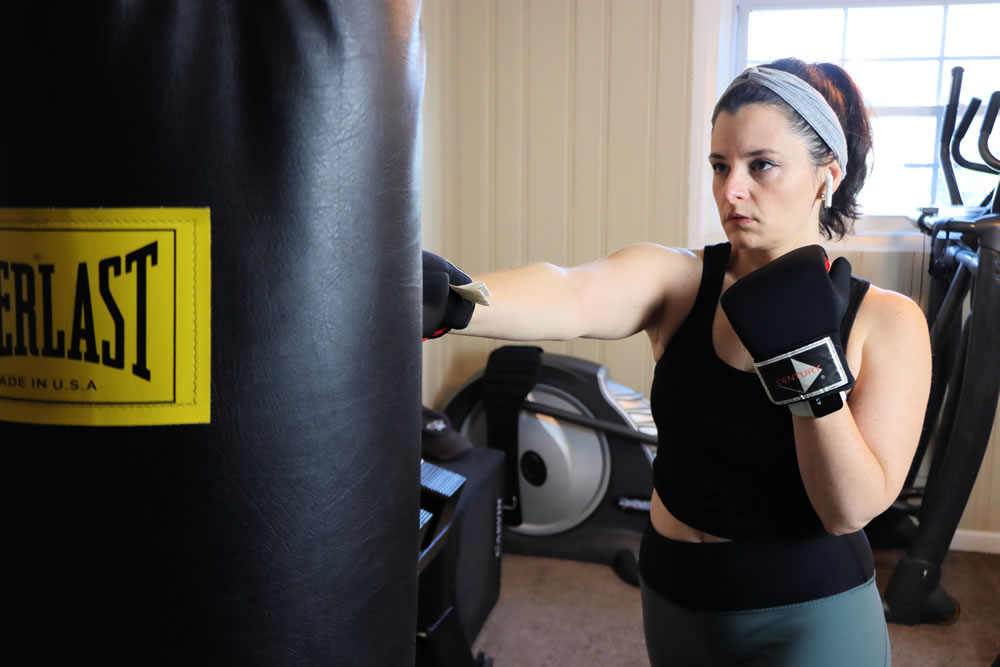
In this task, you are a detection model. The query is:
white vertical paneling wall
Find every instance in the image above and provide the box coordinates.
[421,0,693,407]
[420,0,1000,537]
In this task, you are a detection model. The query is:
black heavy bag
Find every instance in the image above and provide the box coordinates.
[0,3,424,666]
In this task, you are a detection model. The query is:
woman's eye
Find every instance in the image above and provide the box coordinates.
[710,163,727,174]
[752,159,776,172]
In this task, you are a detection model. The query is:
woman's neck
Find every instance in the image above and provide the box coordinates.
[728,233,824,280]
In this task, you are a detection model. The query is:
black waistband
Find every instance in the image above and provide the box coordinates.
[638,520,874,612]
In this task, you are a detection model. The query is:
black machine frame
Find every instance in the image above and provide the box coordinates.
[875,66,1000,626]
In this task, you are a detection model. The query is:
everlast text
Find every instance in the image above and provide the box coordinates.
[0,242,158,381]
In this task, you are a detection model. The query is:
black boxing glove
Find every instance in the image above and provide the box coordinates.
[423,250,475,339]
[720,245,853,418]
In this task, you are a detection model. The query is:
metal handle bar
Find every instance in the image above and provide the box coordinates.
[518,399,659,445]
[954,247,979,274]
[940,66,965,205]
[953,98,998,175]
[930,215,1000,237]
[979,91,1000,171]
[910,206,990,235]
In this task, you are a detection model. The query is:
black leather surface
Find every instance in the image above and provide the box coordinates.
[0,3,423,665]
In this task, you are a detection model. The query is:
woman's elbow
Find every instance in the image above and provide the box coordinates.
[820,510,877,536]
[823,519,868,536]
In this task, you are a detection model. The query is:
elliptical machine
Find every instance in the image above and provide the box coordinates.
[444,345,658,585]
[871,66,1000,625]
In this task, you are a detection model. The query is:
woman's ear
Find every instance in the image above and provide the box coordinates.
[818,160,844,207]
[827,159,844,192]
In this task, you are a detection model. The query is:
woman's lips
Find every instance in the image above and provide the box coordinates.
[726,214,753,225]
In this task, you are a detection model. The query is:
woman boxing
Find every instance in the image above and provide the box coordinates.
[423,57,930,666]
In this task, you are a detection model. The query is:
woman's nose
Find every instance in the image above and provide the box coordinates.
[723,172,748,202]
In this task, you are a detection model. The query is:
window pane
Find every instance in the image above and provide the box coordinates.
[872,114,937,165]
[741,2,999,220]
[945,4,1000,57]
[939,59,1000,104]
[845,6,943,59]
[934,167,999,207]
[862,165,933,214]
[846,60,940,107]
[747,9,845,63]
[862,115,938,213]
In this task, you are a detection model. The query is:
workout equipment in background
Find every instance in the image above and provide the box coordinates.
[417,449,504,667]
[869,65,1000,625]
[444,346,657,587]
[417,456,498,667]
[938,66,1000,210]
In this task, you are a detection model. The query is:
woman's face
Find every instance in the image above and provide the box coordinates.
[710,103,827,253]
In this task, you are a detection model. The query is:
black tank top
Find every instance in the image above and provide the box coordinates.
[650,242,870,541]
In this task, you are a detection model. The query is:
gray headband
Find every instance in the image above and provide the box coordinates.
[719,66,848,174]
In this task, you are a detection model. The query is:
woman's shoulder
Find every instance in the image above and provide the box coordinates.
[610,241,702,263]
[603,242,704,289]
[604,243,706,355]
[853,284,930,355]
[857,285,926,328]
[845,283,932,433]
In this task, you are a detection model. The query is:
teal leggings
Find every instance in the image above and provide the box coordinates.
[640,576,890,666]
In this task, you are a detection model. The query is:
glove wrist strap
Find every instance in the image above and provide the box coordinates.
[788,390,846,418]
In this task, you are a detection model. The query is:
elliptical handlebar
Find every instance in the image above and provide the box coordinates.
[940,67,965,205]
[936,67,999,212]
[909,207,1000,282]
[953,98,998,175]
[979,92,1000,172]
[910,205,996,236]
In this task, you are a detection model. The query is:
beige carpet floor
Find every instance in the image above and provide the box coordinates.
[472,549,1000,666]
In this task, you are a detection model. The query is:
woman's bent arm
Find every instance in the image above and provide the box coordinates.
[792,288,932,535]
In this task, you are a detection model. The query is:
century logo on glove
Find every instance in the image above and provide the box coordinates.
[754,337,848,405]
[776,362,822,391]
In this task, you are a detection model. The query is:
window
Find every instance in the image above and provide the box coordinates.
[736,1,1000,228]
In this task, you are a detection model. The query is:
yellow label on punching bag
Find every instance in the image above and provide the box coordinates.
[0,208,211,426]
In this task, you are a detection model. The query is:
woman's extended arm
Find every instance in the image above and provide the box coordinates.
[791,288,932,535]
[454,243,700,343]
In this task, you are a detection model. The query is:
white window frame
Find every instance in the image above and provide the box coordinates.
[687,0,999,252]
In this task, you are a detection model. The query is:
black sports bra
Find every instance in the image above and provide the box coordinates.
[650,242,870,541]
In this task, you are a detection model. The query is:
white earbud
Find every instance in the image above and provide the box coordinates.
[823,171,834,208]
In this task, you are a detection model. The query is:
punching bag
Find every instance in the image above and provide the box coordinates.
[0,3,424,665]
